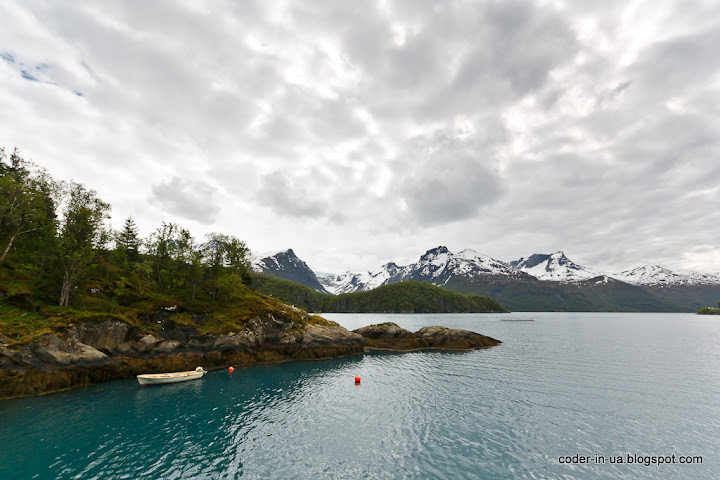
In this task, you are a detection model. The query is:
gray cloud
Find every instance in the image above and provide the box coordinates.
[394,128,506,226]
[150,177,221,224]
[2,0,720,273]
[257,171,328,219]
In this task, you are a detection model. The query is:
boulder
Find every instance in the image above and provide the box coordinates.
[212,332,255,351]
[353,323,413,339]
[28,334,116,367]
[154,340,182,353]
[134,334,163,352]
[78,320,130,352]
[300,324,364,347]
[160,322,199,343]
[353,323,501,350]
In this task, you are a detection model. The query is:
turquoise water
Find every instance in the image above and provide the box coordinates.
[1,312,719,479]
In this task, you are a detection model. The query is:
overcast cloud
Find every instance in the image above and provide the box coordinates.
[1,0,719,273]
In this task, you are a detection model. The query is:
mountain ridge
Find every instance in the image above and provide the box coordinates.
[253,247,720,312]
[252,249,328,293]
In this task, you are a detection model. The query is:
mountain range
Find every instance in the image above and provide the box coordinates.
[252,247,720,312]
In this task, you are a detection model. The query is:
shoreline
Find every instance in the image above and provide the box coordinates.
[0,319,500,399]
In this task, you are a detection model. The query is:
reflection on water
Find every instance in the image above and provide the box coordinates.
[1,313,719,479]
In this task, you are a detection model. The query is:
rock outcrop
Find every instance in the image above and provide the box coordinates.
[0,314,364,398]
[353,323,501,350]
[0,316,500,398]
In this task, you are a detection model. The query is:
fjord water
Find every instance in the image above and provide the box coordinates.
[1,313,719,479]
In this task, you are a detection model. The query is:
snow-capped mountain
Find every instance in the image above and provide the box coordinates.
[255,246,720,293]
[319,263,403,295]
[320,246,527,294]
[611,265,720,287]
[250,245,720,311]
[252,249,328,293]
[508,251,599,282]
[402,246,523,285]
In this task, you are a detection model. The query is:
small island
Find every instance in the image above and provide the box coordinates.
[698,301,720,315]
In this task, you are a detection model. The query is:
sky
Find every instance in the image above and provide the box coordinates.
[1,0,719,274]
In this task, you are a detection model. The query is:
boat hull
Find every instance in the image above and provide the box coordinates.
[137,370,205,385]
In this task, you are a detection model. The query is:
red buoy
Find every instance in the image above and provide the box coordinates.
[228,366,235,373]
[354,375,361,384]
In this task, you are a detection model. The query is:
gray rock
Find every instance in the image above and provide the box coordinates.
[353,323,413,339]
[353,322,501,350]
[28,334,115,367]
[160,323,199,343]
[78,320,129,352]
[213,332,255,351]
[154,340,182,353]
[300,324,364,347]
[134,334,162,352]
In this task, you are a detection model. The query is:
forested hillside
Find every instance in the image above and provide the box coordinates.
[0,148,507,345]
[0,148,314,343]
[252,274,508,313]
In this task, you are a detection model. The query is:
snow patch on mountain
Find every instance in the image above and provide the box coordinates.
[320,263,403,294]
[453,249,515,276]
[320,246,523,293]
[250,248,293,273]
[611,265,720,286]
[255,246,720,296]
[509,252,598,281]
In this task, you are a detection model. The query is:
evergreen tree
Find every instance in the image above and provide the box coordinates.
[114,216,140,265]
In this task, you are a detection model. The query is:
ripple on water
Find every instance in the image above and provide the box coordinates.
[1,313,719,479]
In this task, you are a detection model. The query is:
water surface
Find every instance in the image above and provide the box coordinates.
[1,312,718,479]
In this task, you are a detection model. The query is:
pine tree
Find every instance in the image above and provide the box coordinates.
[115,216,140,265]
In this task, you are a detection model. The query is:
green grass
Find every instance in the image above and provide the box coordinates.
[0,302,65,344]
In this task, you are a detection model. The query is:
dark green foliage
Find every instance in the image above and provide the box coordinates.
[697,301,720,315]
[114,216,140,266]
[202,233,252,300]
[442,275,699,312]
[0,147,285,345]
[146,222,192,289]
[57,182,111,306]
[329,281,509,313]
[251,274,509,313]
[251,274,328,311]
[0,148,60,266]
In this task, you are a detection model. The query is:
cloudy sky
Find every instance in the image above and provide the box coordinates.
[2,0,719,274]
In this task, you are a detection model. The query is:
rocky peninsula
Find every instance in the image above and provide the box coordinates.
[0,311,501,398]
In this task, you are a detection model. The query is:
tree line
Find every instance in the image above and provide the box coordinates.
[0,147,251,307]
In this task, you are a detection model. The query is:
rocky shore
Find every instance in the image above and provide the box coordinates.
[0,316,500,399]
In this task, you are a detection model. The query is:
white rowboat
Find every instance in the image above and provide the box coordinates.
[137,366,207,385]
